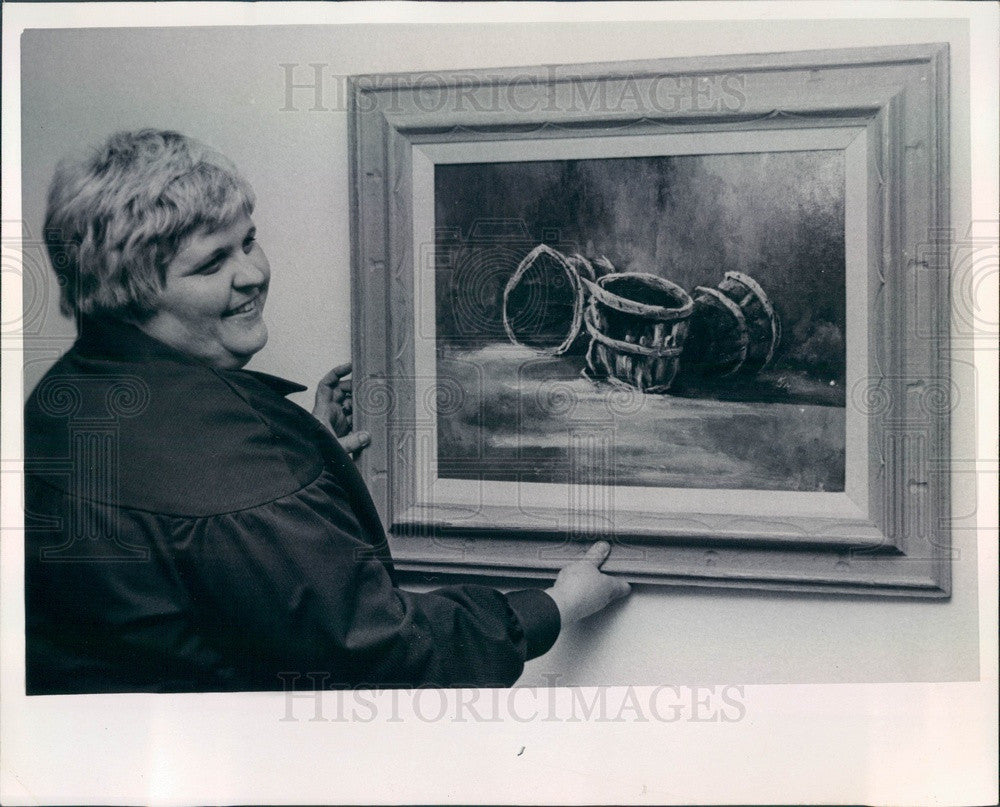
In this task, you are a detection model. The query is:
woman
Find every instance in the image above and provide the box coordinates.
[24,129,630,694]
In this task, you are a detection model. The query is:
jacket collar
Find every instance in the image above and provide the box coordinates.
[77,315,190,363]
[240,370,308,396]
[75,316,308,397]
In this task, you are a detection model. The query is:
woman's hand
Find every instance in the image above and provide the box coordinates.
[312,362,371,458]
[546,541,631,625]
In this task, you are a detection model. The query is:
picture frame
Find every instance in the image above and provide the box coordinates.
[348,43,951,596]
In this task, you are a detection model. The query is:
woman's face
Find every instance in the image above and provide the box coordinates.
[138,214,270,369]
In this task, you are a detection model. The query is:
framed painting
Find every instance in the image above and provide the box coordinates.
[348,44,951,596]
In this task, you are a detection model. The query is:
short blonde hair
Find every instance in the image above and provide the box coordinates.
[44,129,256,321]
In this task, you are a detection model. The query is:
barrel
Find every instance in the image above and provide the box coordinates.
[582,273,693,393]
[502,245,616,355]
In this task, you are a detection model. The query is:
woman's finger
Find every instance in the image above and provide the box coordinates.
[340,431,371,455]
[583,541,612,566]
[318,362,352,387]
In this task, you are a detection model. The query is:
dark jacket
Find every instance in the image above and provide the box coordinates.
[24,317,560,694]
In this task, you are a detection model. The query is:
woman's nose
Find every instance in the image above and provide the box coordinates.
[233,250,269,288]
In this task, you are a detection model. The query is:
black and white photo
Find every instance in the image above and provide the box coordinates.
[1,4,995,806]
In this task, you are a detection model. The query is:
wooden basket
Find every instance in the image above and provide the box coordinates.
[502,245,614,355]
[582,273,693,393]
[715,271,781,375]
[681,271,780,378]
[683,285,750,377]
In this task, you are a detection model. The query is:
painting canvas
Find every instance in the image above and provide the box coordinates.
[433,150,846,492]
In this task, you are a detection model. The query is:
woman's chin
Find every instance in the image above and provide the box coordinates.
[224,319,268,365]
[245,322,269,356]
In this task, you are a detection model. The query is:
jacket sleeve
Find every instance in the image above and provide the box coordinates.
[167,467,560,689]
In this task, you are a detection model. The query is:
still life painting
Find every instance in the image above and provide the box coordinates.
[433,150,846,492]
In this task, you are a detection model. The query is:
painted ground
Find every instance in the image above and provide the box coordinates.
[435,344,845,492]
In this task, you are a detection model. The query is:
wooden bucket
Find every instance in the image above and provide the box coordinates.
[502,245,614,355]
[582,273,693,393]
[682,271,780,378]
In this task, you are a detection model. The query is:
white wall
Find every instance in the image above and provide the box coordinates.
[20,18,980,685]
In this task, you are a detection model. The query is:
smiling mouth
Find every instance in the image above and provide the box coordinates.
[223,294,262,317]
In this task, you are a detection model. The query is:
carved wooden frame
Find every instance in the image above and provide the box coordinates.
[348,44,951,596]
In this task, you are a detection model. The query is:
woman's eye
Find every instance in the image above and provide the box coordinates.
[198,259,222,275]
[243,236,257,254]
